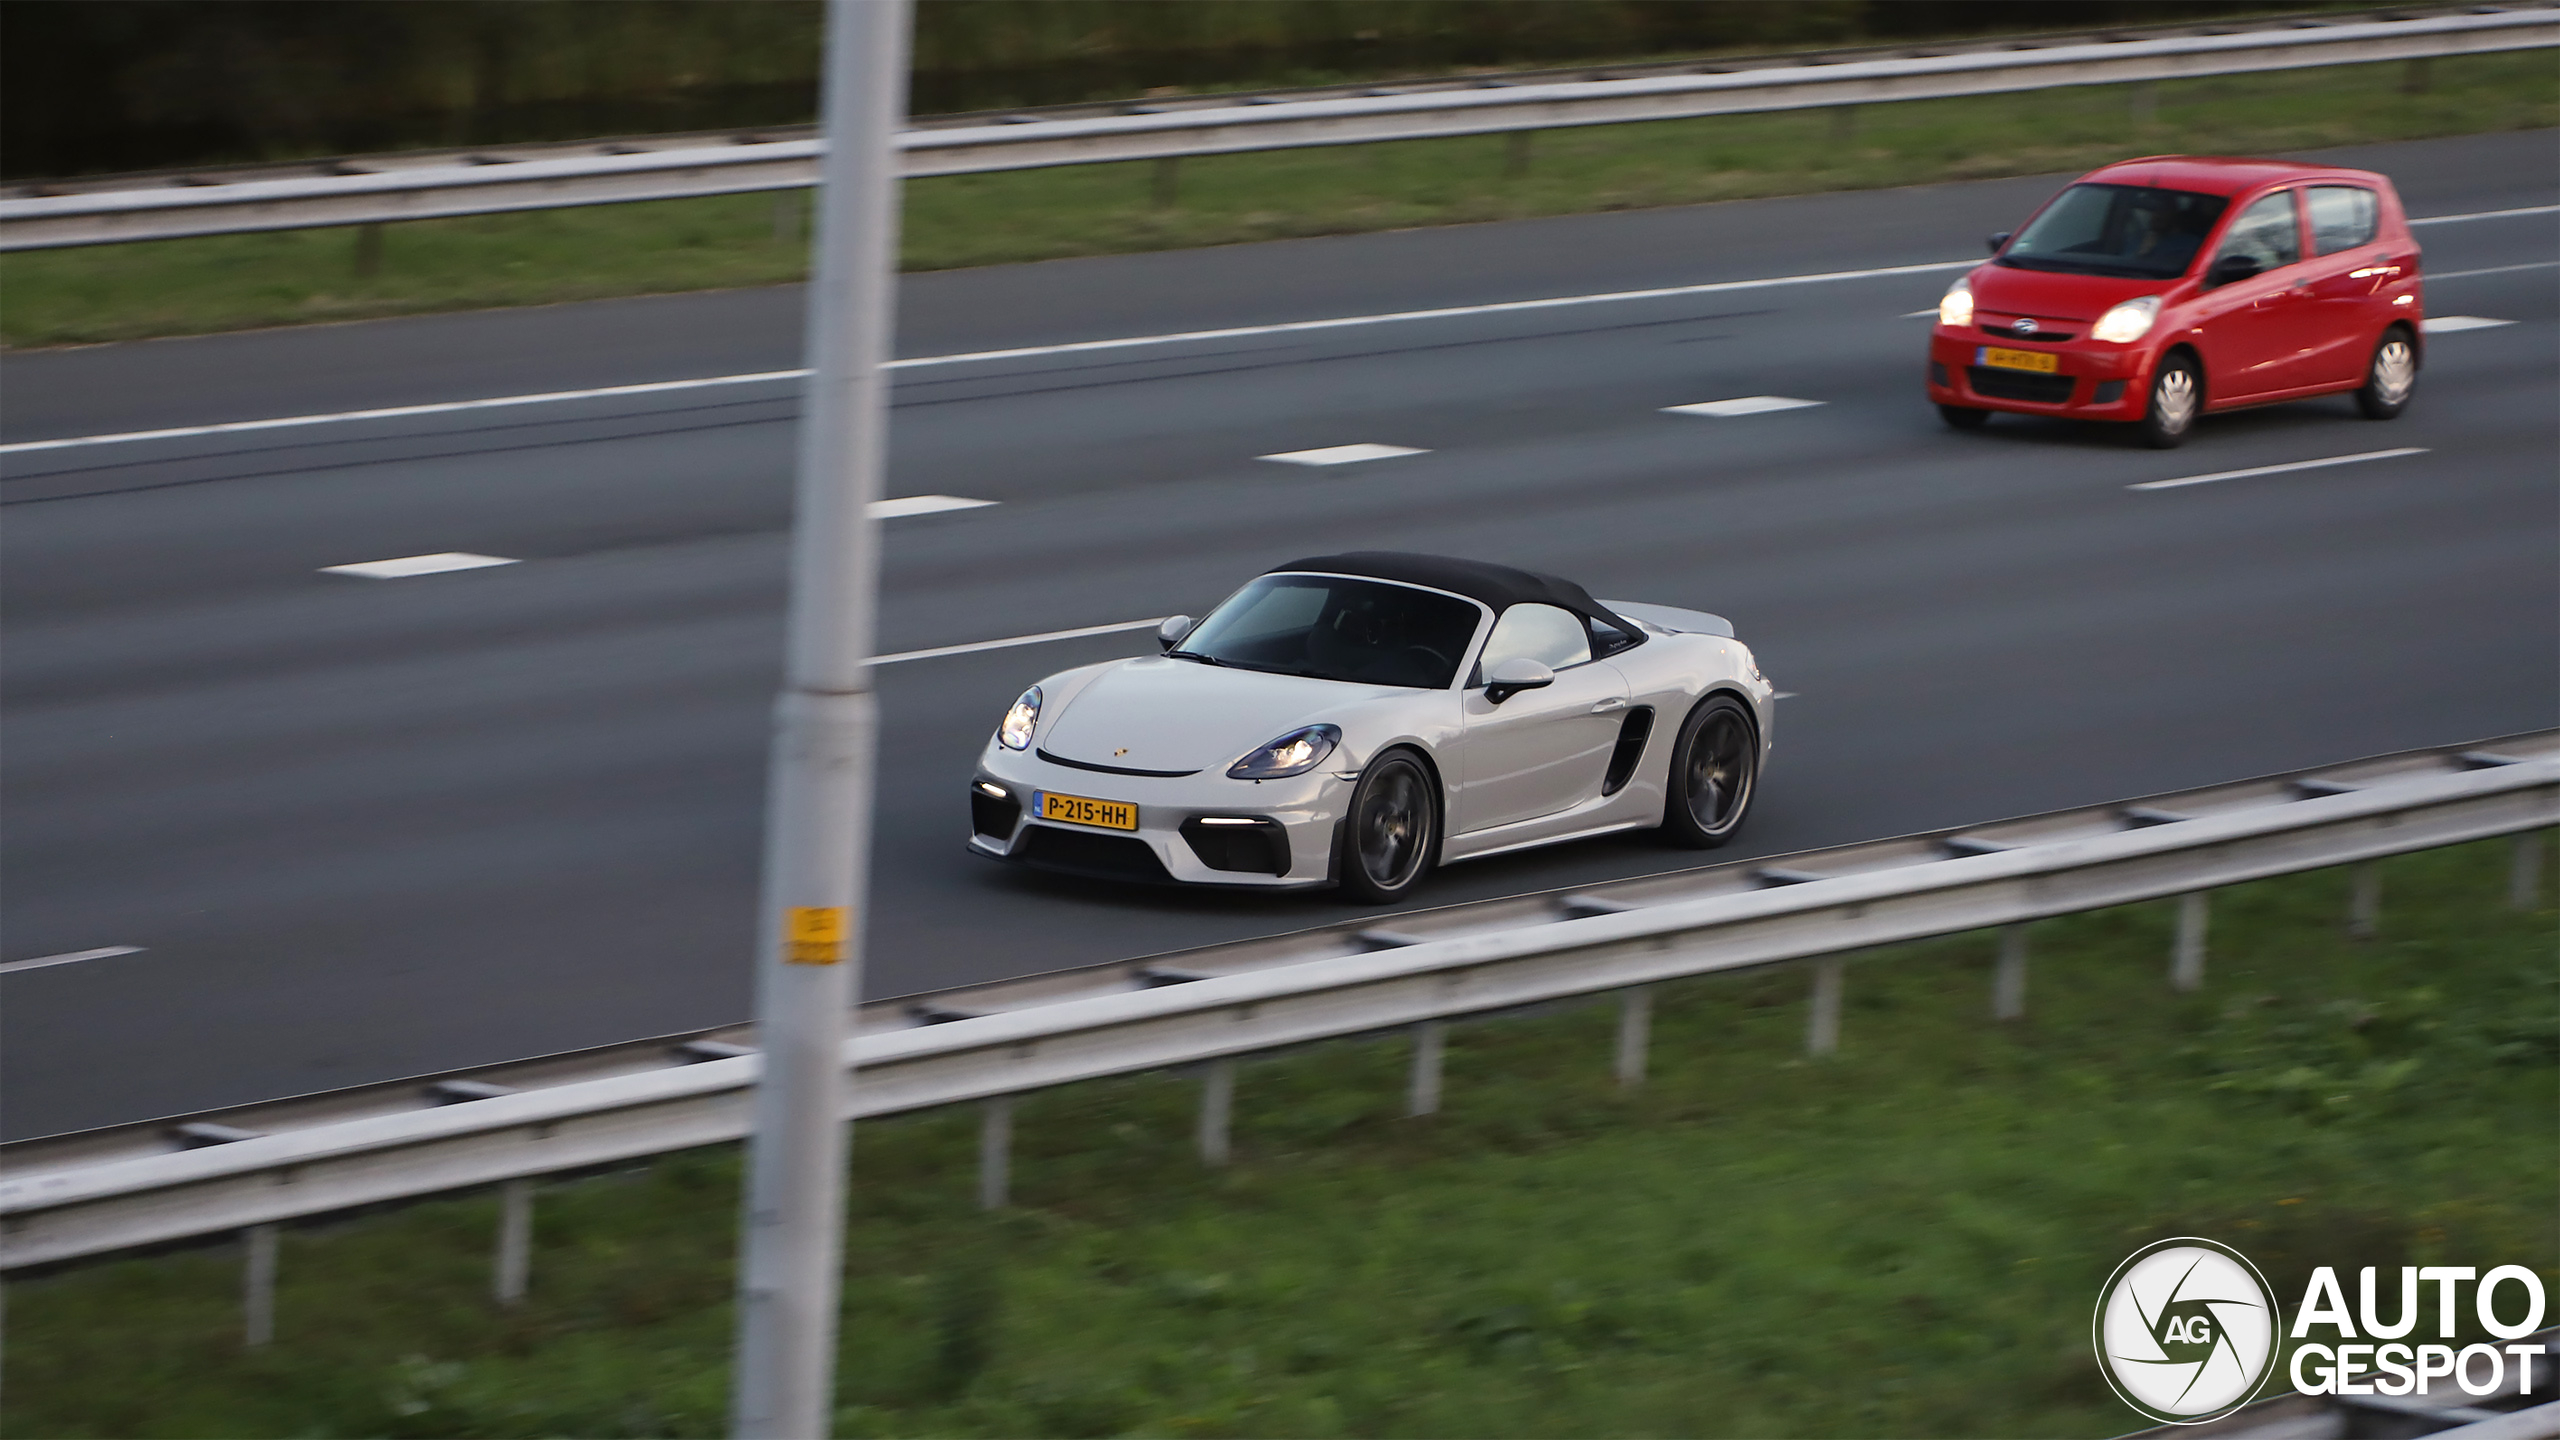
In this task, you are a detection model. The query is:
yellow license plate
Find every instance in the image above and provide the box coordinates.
[1979,346,2060,374]
[1037,791,1138,831]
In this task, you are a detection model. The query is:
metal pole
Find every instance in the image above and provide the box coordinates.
[2513,832,2545,910]
[1407,1020,1443,1117]
[495,1179,533,1305]
[977,1098,1012,1211]
[1807,957,1843,1057]
[1150,156,1180,208]
[2172,892,2208,992]
[1993,925,2028,1022]
[730,3,909,1436]
[244,1224,278,1347]
[1504,130,1533,178]
[1615,987,1652,1089]
[1198,1059,1235,1166]
[2348,862,2381,940]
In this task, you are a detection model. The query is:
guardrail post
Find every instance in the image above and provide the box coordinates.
[2129,80,2159,127]
[2172,892,2208,992]
[1828,105,1858,145]
[1615,987,1652,1089]
[1807,958,1843,1057]
[2513,832,2545,910]
[243,1224,278,1347]
[977,1097,1012,1210]
[1198,1058,1233,1166]
[1151,156,1180,209]
[1505,130,1534,178]
[2349,862,2381,940]
[2402,55,2433,93]
[352,222,383,278]
[1993,925,2028,1021]
[1407,1021,1444,1117]
[493,1179,533,1305]
[772,190,801,245]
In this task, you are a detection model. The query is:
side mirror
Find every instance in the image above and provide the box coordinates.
[2206,253,2260,289]
[1986,231,2011,255]
[1483,657,1556,705]
[1157,615,1194,651]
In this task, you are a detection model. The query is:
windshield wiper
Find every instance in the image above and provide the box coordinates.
[1165,649,1223,666]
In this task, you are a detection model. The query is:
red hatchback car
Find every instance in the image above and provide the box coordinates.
[1927,156,2424,447]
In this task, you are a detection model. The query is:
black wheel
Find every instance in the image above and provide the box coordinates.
[1661,695,1757,849]
[2355,327,2417,419]
[1337,749,1437,902]
[2137,355,2201,449]
[1938,403,1992,431]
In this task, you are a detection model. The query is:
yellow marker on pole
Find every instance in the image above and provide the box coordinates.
[783,906,848,965]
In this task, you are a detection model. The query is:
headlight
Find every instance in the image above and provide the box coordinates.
[1938,279,1974,328]
[998,686,1040,750]
[1227,724,1340,780]
[2090,295,2162,344]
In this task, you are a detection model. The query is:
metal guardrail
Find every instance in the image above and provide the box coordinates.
[2,5,2551,249]
[4,731,2552,1272]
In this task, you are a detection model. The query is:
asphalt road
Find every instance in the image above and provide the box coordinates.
[5,130,2553,1140]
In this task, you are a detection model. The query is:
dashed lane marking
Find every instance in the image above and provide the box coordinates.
[1,946,144,976]
[1664,396,1825,417]
[2130,447,2428,492]
[869,494,997,518]
[876,618,1165,666]
[1259,443,1429,465]
[322,552,519,579]
[2423,315,2515,333]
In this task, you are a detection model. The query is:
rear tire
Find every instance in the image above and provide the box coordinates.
[1660,695,1758,849]
[1337,749,1437,903]
[2355,328,2417,420]
[1938,403,1992,431]
[2138,356,2201,449]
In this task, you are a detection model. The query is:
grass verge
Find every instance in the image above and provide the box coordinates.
[6,834,2554,1438]
[3,53,2553,348]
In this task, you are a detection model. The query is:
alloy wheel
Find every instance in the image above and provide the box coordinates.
[2370,339,2415,406]
[1686,709,1753,832]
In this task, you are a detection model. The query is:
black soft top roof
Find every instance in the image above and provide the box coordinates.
[1272,552,1627,627]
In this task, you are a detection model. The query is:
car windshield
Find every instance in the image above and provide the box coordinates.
[1173,574,1483,689]
[1998,183,2230,279]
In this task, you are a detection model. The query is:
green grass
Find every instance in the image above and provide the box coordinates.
[3,53,2552,348]
[6,835,2553,1438]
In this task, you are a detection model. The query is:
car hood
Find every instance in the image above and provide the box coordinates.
[1040,657,1403,775]
[1969,263,2177,323]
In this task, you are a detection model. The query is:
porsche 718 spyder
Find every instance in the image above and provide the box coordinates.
[968,552,1774,901]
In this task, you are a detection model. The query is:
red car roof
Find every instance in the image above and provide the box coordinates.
[2077,155,2389,197]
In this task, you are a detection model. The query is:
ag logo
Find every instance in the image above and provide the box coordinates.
[2095,1238,2276,1424]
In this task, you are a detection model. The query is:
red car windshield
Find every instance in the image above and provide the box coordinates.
[1999,183,2231,280]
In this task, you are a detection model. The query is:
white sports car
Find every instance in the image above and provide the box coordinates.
[969,552,1774,901]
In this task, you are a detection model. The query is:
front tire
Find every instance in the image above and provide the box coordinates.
[1661,695,1758,849]
[2355,328,2417,419]
[2138,355,2201,449]
[1337,749,1437,903]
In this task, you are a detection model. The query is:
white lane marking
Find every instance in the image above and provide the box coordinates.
[322,551,519,578]
[1901,308,1939,319]
[1664,396,1824,418]
[876,617,1164,666]
[2409,203,2560,226]
[870,493,995,518]
[2422,315,2515,333]
[2429,260,2559,281]
[5,204,2541,459]
[1772,691,1799,700]
[0,946,143,976]
[1259,443,1428,466]
[2130,447,2427,492]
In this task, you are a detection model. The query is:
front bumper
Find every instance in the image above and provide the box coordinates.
[968,744,1348,889]
[1927,328,2151,420]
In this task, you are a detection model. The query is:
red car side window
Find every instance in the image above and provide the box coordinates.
[2213,190,2302,275]
[2305,186,2380,256]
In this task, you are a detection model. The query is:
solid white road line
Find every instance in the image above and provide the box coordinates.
[875,617,1165,666]
[2429,260,2560,281]
[2130,447,2427,492]
[4,205,2542,459]
[1664,396,1824,417]
[2422,315,2515,333]
[322,551,519,579]
[0,946,143,976]
[869,493,997,518]
[1259,443,1429,466]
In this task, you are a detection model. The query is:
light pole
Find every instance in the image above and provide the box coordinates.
[729,1,910,1435]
